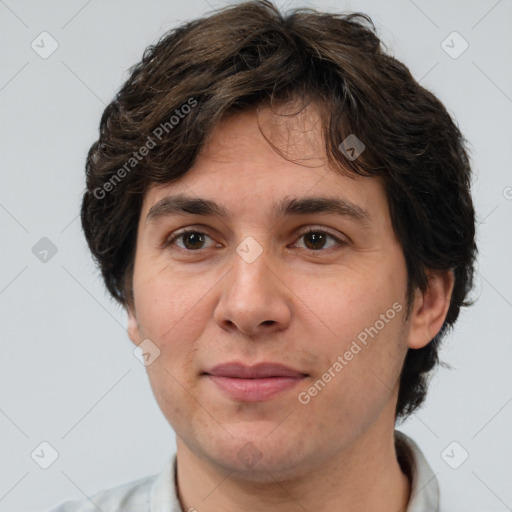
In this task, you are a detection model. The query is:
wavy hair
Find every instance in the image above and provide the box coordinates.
[81,0,477,420]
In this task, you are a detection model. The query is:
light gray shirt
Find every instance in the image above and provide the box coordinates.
[48,430,439,511]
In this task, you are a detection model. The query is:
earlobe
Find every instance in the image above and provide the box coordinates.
[407,269,455,350]
[127,306,140,346]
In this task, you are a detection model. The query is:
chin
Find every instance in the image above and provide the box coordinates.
[198,429,316,482]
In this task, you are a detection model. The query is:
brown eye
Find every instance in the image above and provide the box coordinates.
[293,228,346,253]
[180,232,207,250]
[302,231,328,250]
[165,230,216,251]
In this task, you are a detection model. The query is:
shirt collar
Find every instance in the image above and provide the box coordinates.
[395,430,440,511]
[150,453,181,512]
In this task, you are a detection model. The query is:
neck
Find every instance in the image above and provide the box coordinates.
[175,425,411,512]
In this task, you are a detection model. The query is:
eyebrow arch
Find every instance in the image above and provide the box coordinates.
[146,193,372,226]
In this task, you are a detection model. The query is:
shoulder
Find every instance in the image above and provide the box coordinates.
[46,473,158,512]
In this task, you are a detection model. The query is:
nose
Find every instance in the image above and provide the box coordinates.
[213,245,292,337]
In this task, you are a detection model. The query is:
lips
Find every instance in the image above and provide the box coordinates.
[205,362,307,379]
[203,362,308,402]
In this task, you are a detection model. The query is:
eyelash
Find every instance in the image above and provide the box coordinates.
[163,226,347,255]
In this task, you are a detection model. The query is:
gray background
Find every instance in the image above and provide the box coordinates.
[1,0,511,510]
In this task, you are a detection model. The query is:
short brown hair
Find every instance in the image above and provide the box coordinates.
[81,0,477,420]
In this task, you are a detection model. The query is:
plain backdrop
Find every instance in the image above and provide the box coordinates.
[1,0,511,511]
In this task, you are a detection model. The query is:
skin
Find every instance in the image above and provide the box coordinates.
[127,103,454,512]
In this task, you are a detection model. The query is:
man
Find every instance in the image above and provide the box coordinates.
[50,1,477,510]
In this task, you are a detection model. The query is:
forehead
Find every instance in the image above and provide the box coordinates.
[201,102,327,164]
[139,105,389,229]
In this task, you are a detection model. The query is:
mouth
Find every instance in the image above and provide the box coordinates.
[202,362,308,402]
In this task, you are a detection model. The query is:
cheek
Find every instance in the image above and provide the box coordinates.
[294,266,407,418]
[145,361,203,440]
[297,324,407,443]
[132,261,213,345]
[295,261,401,344]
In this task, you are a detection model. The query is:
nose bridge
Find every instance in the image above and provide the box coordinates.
[228,234,274,302]
[214,234,291,335]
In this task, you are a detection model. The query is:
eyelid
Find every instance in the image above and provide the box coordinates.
[294,225,347,241]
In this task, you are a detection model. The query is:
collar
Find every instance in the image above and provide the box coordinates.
[395,430,440,511]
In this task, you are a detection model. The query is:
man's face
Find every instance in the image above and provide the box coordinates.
[128,105,414,480]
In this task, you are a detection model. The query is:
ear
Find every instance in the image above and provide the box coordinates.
[126,305,141,347]
[407,268,455,349]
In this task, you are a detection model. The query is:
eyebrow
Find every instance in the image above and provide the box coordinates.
[146,193,372,226]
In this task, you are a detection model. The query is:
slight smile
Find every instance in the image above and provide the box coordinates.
[203,362,309,402]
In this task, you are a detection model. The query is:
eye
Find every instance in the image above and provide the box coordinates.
[292,227,346,252]
[164,229,219,251]
[163,227,347,253]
